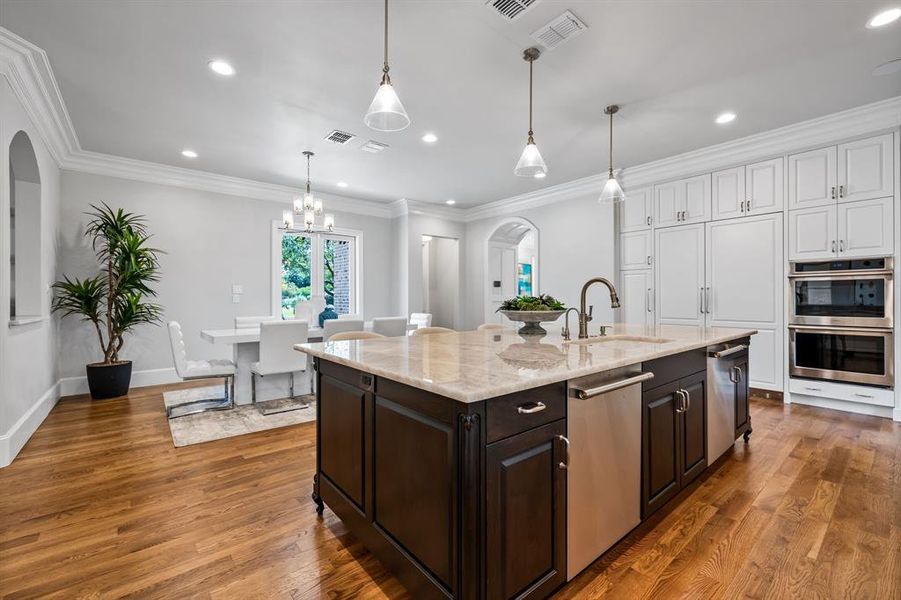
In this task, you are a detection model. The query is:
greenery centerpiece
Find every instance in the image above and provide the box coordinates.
[497,294,566,336]
[52,204,163,399]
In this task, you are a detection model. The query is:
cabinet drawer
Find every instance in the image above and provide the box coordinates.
[642,349,706,391]
[486,382,566,443]
[789,378,894,407]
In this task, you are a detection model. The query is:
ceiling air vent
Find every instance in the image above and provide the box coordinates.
[531,10,587,50]
[361,140,389,153]
[325,129,356,145]
[485,0,539,21]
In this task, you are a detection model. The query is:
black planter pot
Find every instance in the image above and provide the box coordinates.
[85,361,133,399]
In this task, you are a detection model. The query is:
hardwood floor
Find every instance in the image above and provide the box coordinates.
[1,384,898,599]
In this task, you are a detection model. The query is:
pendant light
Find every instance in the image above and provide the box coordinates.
[514,47,548,178]
[364,0,410,131]
[599,104,625,204]
[282,151,335,233]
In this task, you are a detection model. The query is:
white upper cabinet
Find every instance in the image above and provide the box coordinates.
[837,197,893,258]
[619,186,653,232]
[837,134,894,203]
[788,146,837,209]
[620,269,654,327]
[745,157,784,214]
[620,231,653,271]
[682,174,711,224]
[654,175,710,227]
[711,167,746,221]
[788,205,837,260]
[654,181,681,228]
[655,224,705,326]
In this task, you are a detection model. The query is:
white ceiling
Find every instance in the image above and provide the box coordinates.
[1,0,900,207]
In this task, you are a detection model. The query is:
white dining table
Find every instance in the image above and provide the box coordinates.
[199,322,377,404]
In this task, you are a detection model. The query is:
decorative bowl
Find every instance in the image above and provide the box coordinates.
[498,309,565,336]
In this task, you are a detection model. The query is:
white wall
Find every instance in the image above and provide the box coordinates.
[464,193,616,330]
[425,236,459,328]
[405,213,466,329]
[0,78,61,467]
[57,171,396,385]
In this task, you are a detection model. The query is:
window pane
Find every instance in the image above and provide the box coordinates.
[281,235,312,320]
[324,237,353,315]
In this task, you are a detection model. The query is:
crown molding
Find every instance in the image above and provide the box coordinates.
[391,198,467,222]
[463,172,605,222]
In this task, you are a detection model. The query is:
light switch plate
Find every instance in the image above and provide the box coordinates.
[232,284,243,295]
[232,294,241,304]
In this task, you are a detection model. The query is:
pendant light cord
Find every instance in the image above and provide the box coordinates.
[382,0,390,81]
[608,110,614,178]
[528,58,534,142]
[306,153,312,193]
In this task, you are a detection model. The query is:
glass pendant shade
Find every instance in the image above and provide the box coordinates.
[293,197,303,213]
[282,209,294,229]
[599,175,625,204]
[313,199,323,214]
[304,209,315,228]
[514,141,548,177]
[364,82,410,132]
[323,214,335,231]
[303,193,315,211]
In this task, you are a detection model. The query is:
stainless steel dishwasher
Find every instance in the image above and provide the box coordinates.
[706,342,749,465]
[566,366,654,580]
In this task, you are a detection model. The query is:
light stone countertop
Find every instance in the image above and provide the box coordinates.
[294,323,757,403]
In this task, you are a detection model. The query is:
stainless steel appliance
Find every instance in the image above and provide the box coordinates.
[789,325,894,387]
[566,367,652,580]
[789,257,893,328]
[707,343,748,465]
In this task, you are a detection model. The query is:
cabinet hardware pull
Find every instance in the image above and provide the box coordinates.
[740,200,745,213]
[684,388,691,411]
[747,198,751,211]
[706,287,711,315]
[804,386,822,392]
[571,372,655,400]
[713,344,749,359]
[831,186,836,200]
[839,185,844,198]
[558,435,570,470]
[646,288,653,313]
[839,240,844,253]
[729,366,740,384]
[675,389,686,413]
[699,287,705,314]
[647,216,652,226]
[831,240,836,253]
[853,393,874,399]
[734,367,742,385]
[516,401,546,414]
[647,255,652,265]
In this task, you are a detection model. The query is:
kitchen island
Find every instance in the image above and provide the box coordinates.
[295,324,755,599]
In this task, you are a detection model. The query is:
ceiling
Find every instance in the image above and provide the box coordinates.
[1,0,899,207]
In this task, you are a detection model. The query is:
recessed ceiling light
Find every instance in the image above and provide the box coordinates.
[208,60,235,76]
[181,149,198,158]
[336,181,349,188]
[873,58,901,76]
[533,172,547,179]
[422,133,438,143]
[445,199,456,205]
[867,7,901,28]
[715,111,736,124]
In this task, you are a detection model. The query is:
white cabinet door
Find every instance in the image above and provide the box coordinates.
[619,186,653,232]
[788,146,837,209]
[837,133,894,203]
[706,213,782,325]
[620,269,654,327]
[711,167,745,221]
[654,181,681,228]
[746,157,784,215]
[837,197,894,258]
[655,224,705,326]
[620,231,653,270]
[788,205,837,261]
[748,328,782,391]
[682,174,711,224]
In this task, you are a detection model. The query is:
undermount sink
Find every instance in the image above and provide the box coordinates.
[566,334,675,346]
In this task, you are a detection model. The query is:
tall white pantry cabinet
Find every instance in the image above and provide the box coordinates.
[618,131,896,398]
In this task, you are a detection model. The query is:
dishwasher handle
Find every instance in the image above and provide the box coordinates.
[710,344,748,359]
[571,371,655,400]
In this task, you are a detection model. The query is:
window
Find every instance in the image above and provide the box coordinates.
[276,229,357,320]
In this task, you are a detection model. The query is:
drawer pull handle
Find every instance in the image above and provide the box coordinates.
[571,372,655,400]
[804,386,822,392]
[712,344,748,359]
[517,401,546,414]
[853,393,874,399]
[558,435,570,470]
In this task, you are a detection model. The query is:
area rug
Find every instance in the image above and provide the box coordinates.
[163,386,316,447]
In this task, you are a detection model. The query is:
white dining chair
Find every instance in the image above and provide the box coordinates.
[478,323,510,331]
[166,321,236,419]
[372,316,408,337]
[410,313,432,329]
[338,313,361,320]
[323,319,365,340]
[410,326,455,337]
[235,315,278,329]
[328,331,385,341]
[250,320,310,409]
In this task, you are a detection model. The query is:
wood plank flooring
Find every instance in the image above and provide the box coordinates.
[0,383,898,599]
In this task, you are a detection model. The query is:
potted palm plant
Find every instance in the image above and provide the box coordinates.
[52,204,163,399]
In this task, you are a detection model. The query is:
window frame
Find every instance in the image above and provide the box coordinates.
[270,221,362,319]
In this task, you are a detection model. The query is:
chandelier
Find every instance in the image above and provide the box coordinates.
[282,151,335,233]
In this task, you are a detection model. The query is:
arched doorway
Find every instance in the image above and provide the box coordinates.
[483,217,539,324]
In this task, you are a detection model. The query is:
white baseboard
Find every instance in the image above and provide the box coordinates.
[0,382,61,468]
[893,407,901,423]
[789,394,894,419]
[59,367,180,397]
